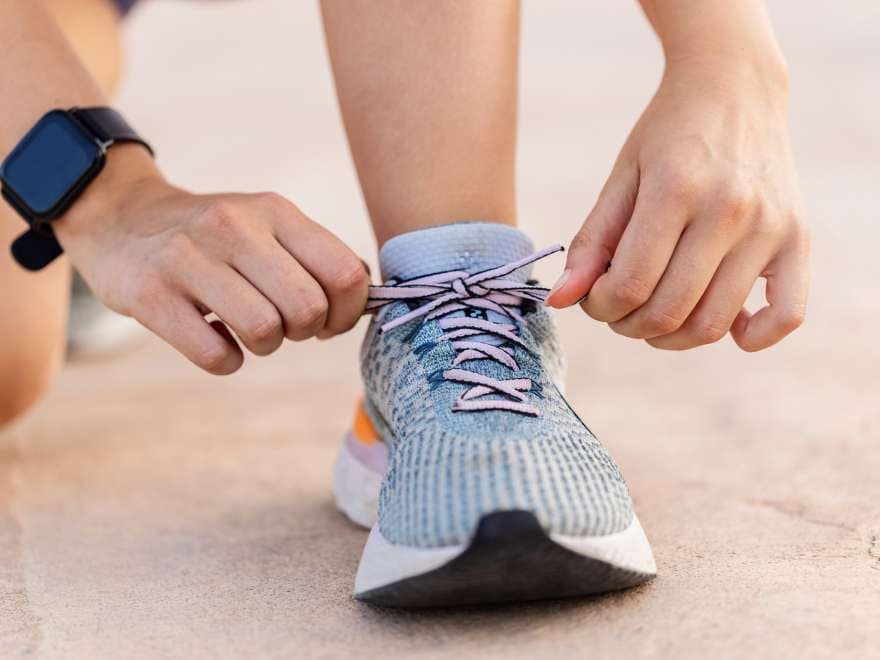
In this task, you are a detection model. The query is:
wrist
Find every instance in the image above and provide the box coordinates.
[53,143,165,246]
[666,47,788,90]
[661,45,790,111]
[646,0,790,98]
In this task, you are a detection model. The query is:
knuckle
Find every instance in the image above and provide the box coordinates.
[327,257,369,293]
[288,295,328,338]
[690,314,731,344]
[716,179,754,215]
[643,308,686,335]
[778,305,806,333]
[750,207,807,245]
[610,275,653,308]
[569,225,592,254]
[661,168,702,203]
[256,191,295,214]
[301,299,328,327]
[246,312,283,345]
[571,225,614,265]
[200,200,241,235]
[195,344,230,372]
[751,210,783,239]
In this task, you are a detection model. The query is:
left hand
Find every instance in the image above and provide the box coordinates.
[546,57,810,351]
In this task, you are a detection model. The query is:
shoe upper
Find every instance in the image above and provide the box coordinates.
[361,223,634,548]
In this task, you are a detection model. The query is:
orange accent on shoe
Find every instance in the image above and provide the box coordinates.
[353,400,379,446]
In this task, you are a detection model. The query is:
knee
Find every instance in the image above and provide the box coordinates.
[0,355,61,428]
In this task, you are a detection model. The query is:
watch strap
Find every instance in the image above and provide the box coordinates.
[72,107,155,156]
[11,226,63,272]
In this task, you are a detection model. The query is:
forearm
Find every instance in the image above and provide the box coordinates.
[0,0,108,153]
[638,0,787,82]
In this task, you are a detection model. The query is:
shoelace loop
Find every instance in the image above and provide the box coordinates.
[365,245,563,416]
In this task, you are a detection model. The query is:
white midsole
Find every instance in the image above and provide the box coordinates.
[333,433,384,530]
[334,437,657,596]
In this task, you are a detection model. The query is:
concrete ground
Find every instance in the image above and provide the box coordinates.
[2,1,878,657]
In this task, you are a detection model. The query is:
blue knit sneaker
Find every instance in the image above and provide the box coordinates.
[333,222,656,608]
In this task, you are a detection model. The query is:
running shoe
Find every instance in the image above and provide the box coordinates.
[334,222,655,608]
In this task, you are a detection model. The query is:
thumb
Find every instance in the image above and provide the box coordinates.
[546,162,639,308]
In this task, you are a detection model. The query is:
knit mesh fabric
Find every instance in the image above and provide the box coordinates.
[362,222,633,548]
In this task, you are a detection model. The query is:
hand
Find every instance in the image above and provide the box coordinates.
[55,146,369,374]
[547,57,810,351]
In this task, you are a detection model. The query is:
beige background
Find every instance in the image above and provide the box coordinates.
[2,0,879,658]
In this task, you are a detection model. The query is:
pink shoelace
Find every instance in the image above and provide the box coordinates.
[366,245,564,416]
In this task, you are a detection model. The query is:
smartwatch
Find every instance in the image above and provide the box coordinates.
[0,107,154,271]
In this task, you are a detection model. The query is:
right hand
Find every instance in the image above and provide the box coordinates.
[55,146,369,374]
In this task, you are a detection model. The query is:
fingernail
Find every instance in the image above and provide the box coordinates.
[546,269,571,306]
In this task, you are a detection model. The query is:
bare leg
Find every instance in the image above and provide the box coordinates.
[0,0,123,425]
[321,1,519,247]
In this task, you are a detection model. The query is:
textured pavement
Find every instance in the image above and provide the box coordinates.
[1,0,878,657]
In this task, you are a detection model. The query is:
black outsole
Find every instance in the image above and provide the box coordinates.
[355,510,655,609]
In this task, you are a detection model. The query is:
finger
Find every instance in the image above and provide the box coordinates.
[272,210,369,337]
[731,234,809,352]
[609,220,731,339]
[178,255,285,357]
[135,292,243,375]
[578,175,689,322]
[230,235,330,341]
[546,161,639,308]
[646,243,772,350]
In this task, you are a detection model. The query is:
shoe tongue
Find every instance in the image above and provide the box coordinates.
[379,222,535,283]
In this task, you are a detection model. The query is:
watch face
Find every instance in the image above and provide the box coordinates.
[0,111,103,218]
